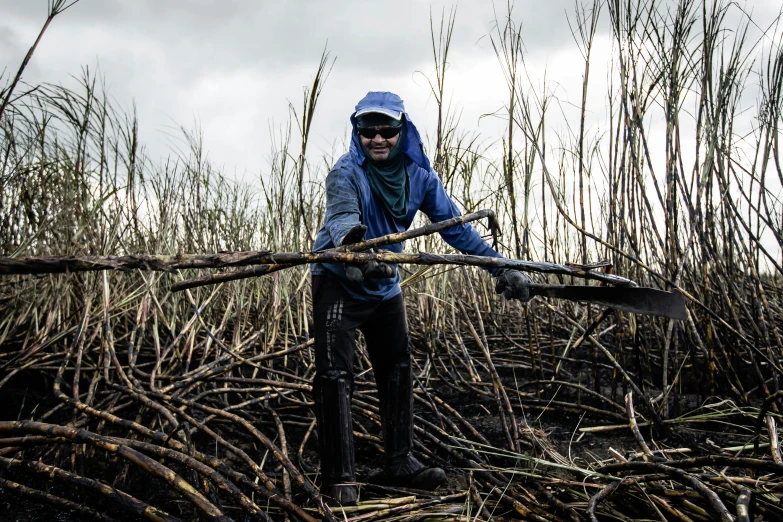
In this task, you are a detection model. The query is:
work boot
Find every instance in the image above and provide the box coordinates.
[314,369,358,505]
[376,357,447,490]
[386,452,448,491]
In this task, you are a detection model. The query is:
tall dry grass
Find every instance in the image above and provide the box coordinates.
[2,0,782,429]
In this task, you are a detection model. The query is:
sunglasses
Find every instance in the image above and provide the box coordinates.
[357,126,402,140]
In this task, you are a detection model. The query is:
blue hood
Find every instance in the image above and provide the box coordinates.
[349,91,432,172]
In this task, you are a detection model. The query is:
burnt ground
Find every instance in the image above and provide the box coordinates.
[0,363,760,522]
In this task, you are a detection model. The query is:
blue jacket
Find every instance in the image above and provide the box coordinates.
[311,92,502,301]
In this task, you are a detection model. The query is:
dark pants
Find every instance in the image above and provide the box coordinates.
[312,274,410,378]
[311,274,414,490]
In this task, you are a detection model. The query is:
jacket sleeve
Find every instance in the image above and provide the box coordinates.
[419,169,503,275]
[324,166,362,246]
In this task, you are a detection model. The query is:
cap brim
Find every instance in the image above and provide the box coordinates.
[354,107,403,121]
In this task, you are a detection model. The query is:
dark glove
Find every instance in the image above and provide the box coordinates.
[341,224,395,282]
[494,269,532,302]
[340,224,368,246]
[345,257,396,283]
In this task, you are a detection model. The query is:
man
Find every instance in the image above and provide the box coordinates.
[311,91,531,505]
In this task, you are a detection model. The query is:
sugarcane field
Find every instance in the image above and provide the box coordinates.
[1,1,783,521]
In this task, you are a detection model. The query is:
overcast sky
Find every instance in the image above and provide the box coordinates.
[1,0,781,185]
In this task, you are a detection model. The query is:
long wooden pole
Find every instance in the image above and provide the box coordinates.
[0,250,635,287]
[0,209,636,287]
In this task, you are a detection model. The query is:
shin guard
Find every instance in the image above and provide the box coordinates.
[314,369,357,505]
[377,358,446,490]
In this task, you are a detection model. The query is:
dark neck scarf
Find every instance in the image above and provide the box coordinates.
[361,126,409,221]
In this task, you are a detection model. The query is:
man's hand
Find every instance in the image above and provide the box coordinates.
[341,224,368,246]
[345,257,396,283]
[494,269,532,302]
[341,224,395,283]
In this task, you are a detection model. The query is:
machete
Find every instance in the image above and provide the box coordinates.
[528,284,687,320]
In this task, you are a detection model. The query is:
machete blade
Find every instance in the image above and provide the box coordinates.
[528,284,687,320]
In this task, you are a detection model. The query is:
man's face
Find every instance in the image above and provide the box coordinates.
[359,127,401,162]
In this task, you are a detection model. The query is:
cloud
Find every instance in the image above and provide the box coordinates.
[1,0,780,180]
